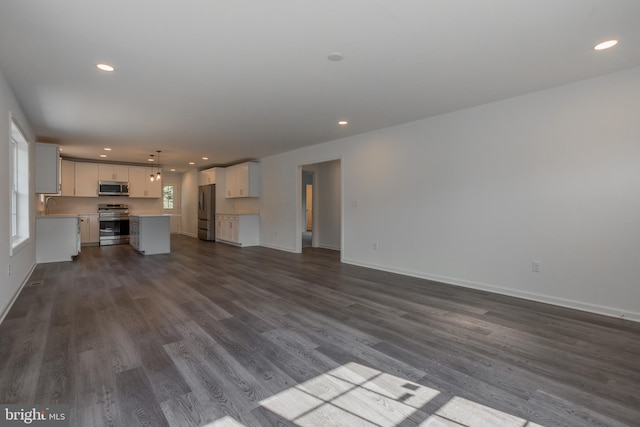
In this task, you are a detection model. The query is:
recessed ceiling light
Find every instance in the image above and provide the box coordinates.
[202,157,209,160]
[148,158,154,162]
[96,63,115,72]
[189,162,195,165]
[100,154,107,158]
[328,52,344,62]
[104,147,112,151]
[594,39,618,50]
[338,120,348,126]
[170,168,176,172]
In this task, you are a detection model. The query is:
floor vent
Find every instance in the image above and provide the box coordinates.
[27,280,45,287]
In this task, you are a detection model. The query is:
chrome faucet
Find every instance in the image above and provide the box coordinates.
[44,196,58,215]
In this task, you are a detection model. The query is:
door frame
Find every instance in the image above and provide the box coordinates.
[295,157,343,257]
[301,167,317,248]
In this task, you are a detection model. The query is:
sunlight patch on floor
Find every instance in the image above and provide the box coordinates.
[430,396,544,427]
[204,362,544,427]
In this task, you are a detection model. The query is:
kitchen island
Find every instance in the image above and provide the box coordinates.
[129,214,172,255]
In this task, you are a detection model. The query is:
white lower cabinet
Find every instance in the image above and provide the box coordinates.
[36,216,80,263]
[79,214,100,245]
[215,214,259,246]
[130,215,171,255]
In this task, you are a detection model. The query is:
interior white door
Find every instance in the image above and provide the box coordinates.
[305,184,313,231]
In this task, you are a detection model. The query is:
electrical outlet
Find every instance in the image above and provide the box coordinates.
[373,242,378,250]
[532,261,541,273]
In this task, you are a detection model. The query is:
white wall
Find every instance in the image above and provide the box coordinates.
[0,69,37,321]
[180,169,198,238]
[259,66,640,321]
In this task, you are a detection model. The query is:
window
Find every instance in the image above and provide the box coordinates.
[10,118,30,254]
[163,184,174,209]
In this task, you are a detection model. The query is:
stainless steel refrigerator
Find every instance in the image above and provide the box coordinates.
[198,184,216,240]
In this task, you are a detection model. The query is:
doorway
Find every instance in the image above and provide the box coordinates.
[301,170,314,248]
[306,184,313,231]
[299,160,341,253]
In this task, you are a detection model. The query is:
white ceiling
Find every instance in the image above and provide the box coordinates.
[1,0,639,171]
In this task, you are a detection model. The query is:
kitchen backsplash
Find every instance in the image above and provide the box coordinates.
[230,197,260,214]
[44,196,162,214]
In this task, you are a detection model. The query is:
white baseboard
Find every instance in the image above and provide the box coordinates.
[0,262,37,325]
[260,243,341,253]
[261,243,299,253]
[341,257,640,323]
[318,244,340,251]
[180,231,198,238]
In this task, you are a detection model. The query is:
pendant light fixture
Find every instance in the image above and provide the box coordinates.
[155,150,162,181]
[149,154,155,182]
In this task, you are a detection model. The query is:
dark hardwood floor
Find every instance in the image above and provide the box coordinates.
[1,234,639,426]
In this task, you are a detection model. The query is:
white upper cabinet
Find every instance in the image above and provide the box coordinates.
[128,166,147,197]
[199,167,218,186]
[129,166,161,198]
[35,142,60,194]
[60,159,75,196]
[224,162,260,198]
[49,160,162,198]
[74,162,99,197]
[98,164,129,182]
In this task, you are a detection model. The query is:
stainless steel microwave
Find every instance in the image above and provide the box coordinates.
[98,181,129,196]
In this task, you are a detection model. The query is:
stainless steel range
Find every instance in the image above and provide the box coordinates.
[98,203,130,245]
